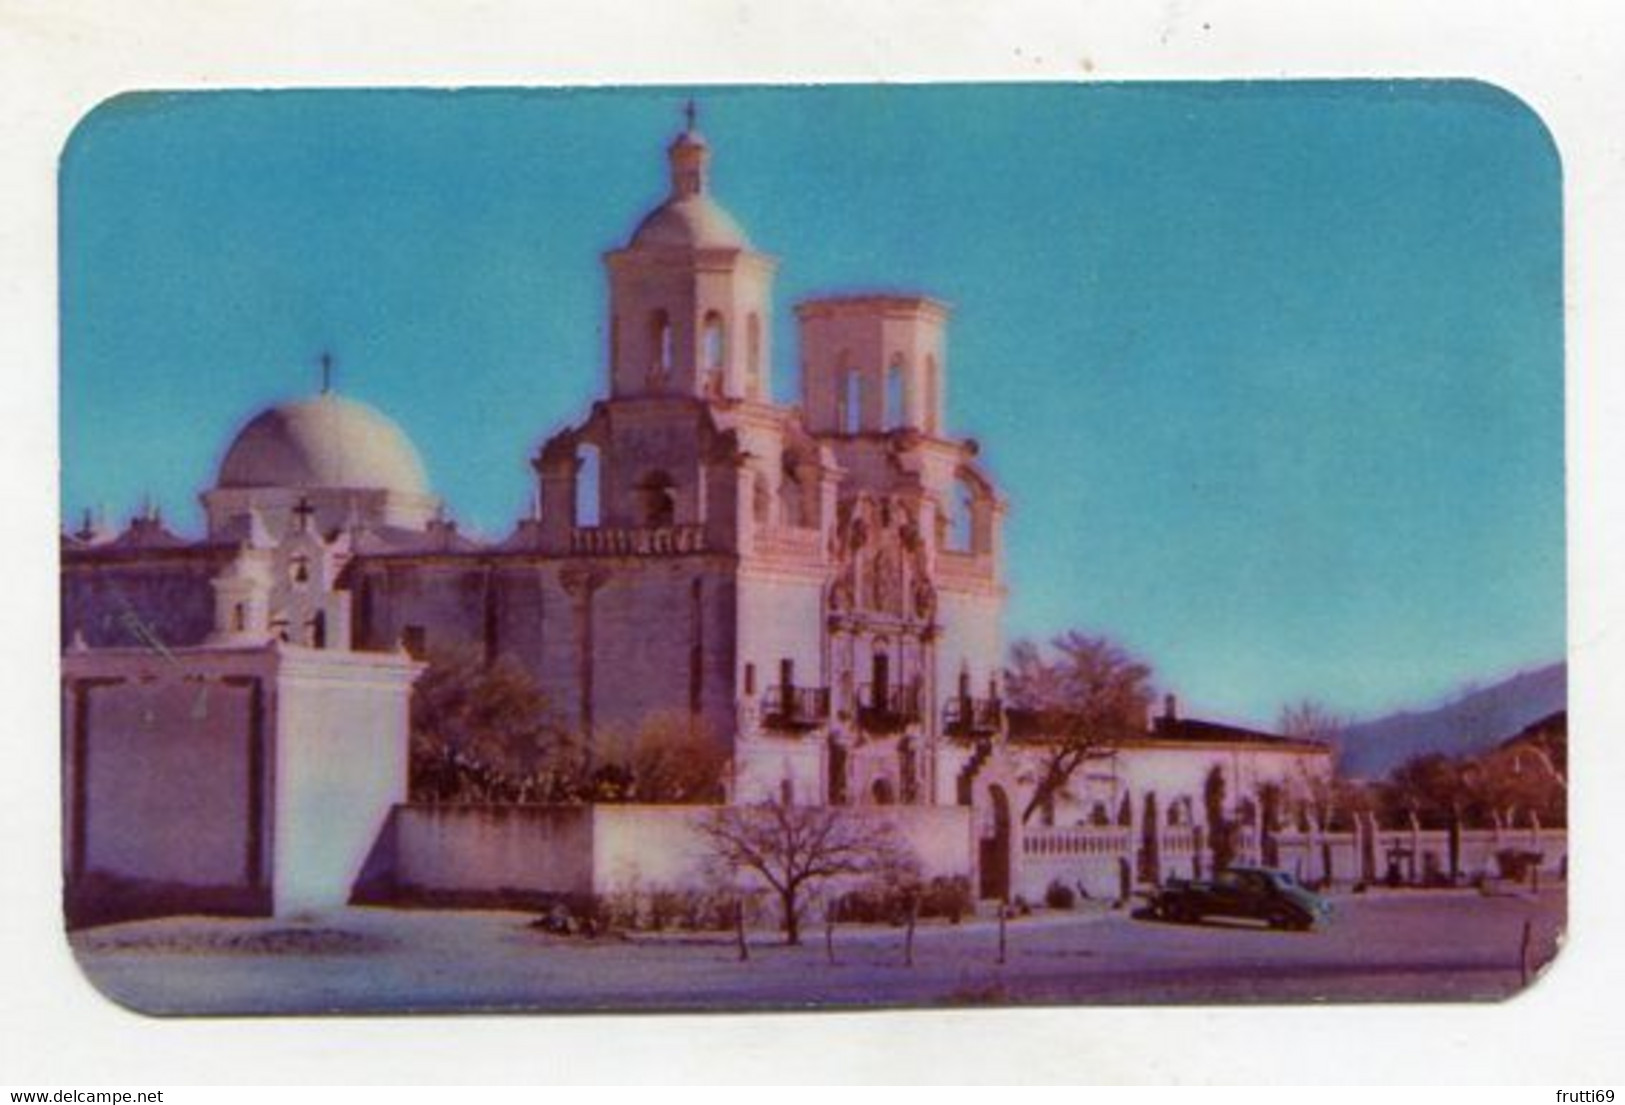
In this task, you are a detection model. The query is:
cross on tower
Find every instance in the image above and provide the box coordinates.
[292,496,317,532]
[319,351,334,394]
[683,99,698,132]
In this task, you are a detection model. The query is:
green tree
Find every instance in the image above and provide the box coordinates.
[409,643,576,802]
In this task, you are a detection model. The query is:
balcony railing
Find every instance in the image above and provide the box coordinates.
[570,524,706,557]
[944,695,1003,737]
[858,683,922,733]
[762,685,831,730]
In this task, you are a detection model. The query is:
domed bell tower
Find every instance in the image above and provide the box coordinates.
[604,108,778,403]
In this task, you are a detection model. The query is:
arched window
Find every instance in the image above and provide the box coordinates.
[575,443,601,527]
[884,355,905,429]
[746,313,762,397]
[702,311,726,372]
[947,477,976,552]
[649,310,672,382]
[777,467,805,528]
[636,470,677,528]
[871,778,896,806]
[840,360,862,434]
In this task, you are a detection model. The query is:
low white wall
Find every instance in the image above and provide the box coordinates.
[591,805,715,891]
[386,802,975,900]
[1017,826,1131,901]
[591,804,976,896]
[392,805,596,897]
[1018,822,1570,898]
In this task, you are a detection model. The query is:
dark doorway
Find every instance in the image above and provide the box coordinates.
[978,784,1012,902]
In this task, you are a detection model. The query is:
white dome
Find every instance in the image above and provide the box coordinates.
[629,194,751,250]
[216,393,430,496]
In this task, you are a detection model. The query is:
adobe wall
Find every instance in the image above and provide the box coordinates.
[588,560,738,743]
[352,554,741,750]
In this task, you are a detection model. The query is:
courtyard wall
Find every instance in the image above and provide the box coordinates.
[374,802,976,904]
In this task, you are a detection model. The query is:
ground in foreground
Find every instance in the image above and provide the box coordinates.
[70,887,1565,1014]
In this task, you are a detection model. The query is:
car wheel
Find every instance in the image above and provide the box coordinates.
[1267,909,1293,931]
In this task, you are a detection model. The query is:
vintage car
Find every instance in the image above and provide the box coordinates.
[1147,865,1333,931]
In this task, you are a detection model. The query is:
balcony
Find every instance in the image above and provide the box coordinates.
[944,695,1003,737]
[858,683,922,734]
[762,685,831,731]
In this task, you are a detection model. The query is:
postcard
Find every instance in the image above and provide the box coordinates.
[58,82,1565,1015]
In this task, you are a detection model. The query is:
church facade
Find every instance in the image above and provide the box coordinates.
[61,116,1333,921]
[65,118,1006,815]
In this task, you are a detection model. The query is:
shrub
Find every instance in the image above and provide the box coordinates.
[1044,879,1076,910]
[920,876,973,924]
[832,875,975,927]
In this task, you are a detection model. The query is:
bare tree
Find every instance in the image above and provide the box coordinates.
[697,801,918,945]
[1278,700,1362,830]
[1005,631,1154,825]
[1277,699,1349,746]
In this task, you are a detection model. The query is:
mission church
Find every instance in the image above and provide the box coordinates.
[61,111,1331,922]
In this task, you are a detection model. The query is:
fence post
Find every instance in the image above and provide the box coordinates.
[905,894,918,968]
[824,904,837,965]
[735,897,750,963]
[1520,918,1533,987]
[997,900,1008,966]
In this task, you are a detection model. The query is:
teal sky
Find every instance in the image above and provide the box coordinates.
[58,83,1565,728]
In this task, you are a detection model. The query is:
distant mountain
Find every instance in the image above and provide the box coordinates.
[1333,662,1567,778]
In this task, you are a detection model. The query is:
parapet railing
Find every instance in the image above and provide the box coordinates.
[570,524,707,557]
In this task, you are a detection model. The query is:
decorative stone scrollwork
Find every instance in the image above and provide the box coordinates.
[912,577,936,620]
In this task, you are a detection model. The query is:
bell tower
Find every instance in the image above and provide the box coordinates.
[797,295,949,436]
[604,108,778,403]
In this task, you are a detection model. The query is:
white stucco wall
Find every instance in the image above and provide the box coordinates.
[271,647,419,914]
[392,805,596,896]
